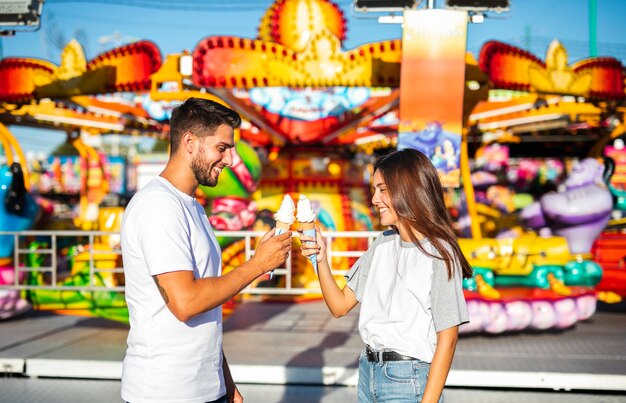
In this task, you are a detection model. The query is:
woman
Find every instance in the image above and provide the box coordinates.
[300,148,472,402]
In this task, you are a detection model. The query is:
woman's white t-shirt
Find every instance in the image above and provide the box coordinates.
[121,177,224,403]
[346,230,469,363]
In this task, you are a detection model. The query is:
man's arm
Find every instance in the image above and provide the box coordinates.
[155,230,292,322]
[223,352,242,403]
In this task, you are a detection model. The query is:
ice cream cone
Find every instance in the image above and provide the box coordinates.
[296,195,318,274]
[271,195,296,279]
[299,221,317,273]
[299,221,315,231]
[275,220,291,235]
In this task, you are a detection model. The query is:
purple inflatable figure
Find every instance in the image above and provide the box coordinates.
[520,158,613,254]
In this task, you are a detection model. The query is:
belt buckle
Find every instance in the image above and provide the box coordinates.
[366,346,384,363]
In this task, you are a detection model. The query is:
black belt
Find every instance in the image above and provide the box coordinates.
[365,345,415,363]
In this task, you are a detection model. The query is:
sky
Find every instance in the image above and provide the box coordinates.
[1,0,626,156]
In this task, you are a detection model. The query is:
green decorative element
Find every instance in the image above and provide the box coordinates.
[463,266,495,291]
[236,139,262,179]
[202,168,248,199]
[564,259,603,286]
[217,235,239,248]
[589,0,597,57]
[494,265,564,289]
[513,193,534,210]
[319,208,338,231]
[25,243,129,324]
[351,209,373,231]
[199,141,261,199]
[609,184,626,211]
[27,241,47,268]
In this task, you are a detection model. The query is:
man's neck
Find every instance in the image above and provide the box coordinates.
[160,159,197,197]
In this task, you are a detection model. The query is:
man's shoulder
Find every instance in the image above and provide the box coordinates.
[126,179,182,214]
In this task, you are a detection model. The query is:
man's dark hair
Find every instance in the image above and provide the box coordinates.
[169,98,241,154]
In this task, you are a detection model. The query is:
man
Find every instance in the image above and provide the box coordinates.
[121,98,292,403]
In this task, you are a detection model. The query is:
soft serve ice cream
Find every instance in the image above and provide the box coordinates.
[296,195,318,273]
[296,194,316,225]
[274,194,296,231]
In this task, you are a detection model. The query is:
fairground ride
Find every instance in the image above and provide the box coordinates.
[0,0,625,334]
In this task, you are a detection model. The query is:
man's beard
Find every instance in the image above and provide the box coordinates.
[191,151,218,187]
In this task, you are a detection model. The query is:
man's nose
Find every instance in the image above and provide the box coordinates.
[223,148,234,167]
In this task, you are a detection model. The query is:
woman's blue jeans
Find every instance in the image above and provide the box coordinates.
[357,349,443,402]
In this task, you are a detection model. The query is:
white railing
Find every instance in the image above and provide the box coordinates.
[0,230,380,296]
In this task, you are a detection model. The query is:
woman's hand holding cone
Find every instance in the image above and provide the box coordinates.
[299,225,325,273]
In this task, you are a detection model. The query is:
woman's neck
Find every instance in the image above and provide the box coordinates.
[397,224,424,243]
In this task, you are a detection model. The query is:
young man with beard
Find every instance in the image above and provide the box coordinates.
[121,98,292,403]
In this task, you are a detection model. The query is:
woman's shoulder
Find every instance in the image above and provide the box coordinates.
[373,229,398,245]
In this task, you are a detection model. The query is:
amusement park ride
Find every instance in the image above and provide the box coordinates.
[0,0,625,334]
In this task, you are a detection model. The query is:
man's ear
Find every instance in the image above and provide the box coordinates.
[181,131,195,154]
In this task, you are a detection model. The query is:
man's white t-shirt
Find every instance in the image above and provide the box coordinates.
[121,177,224,403]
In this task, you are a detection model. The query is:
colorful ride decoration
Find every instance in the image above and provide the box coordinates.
[69,134,111,230]
[461,288,597,334]
[592,233,626,298]
[0,39,162,102]
[24,206,129,324]
[0,123,38,318]
[462,36,626,328]
[0,123,39,259]
[458,156,621,333]
[458,37,625,330]
[254,148,374,294]
[0,263,31,319]
[193,1,400,90]
[520,158,612,263]
[0,38,165,234]
[479,40,624,99]
[0,96,165,138]
[589,146,626,298]
[201,140,262,231]
[398,9,468,188]
[25,258,129,324]
[459,233,599,334]
[190,0,488,148]
[606,146,626,211]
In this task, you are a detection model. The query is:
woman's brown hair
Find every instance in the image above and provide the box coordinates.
[374,148,473,279]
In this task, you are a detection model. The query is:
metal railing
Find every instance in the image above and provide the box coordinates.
[0,230,380,295]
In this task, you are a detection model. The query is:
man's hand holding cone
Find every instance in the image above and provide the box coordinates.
[271,195,296,279]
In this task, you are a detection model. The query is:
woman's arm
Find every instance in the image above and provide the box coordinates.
[421,326,459,403]
[301,226,358,317]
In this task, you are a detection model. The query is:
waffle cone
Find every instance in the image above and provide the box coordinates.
[299,221,315,231]
[275,221,291,232]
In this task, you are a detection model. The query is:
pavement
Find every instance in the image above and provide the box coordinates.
[1,300,626,394]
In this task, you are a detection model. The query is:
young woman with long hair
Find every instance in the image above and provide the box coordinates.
[300,148,472,402]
